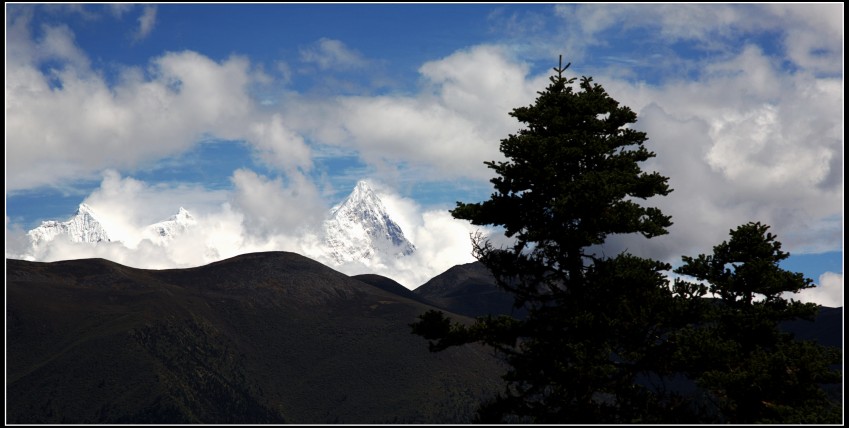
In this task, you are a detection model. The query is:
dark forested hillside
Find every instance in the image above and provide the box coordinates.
[6,253,503,424]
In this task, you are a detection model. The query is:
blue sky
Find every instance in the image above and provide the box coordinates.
[4,4,844,302]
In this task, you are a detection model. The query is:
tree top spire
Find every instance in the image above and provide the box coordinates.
[553,54,570,80]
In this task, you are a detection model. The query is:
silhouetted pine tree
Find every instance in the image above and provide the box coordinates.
[412,58,690,423]
[672,222,842,423]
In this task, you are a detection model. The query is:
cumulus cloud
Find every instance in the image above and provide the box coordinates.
[230,168,327,236]
[286,45,548,181]
[5,17,315,191]
[7,41,243,188]
[766,4,843,74]
[592,43,842,263]
[785,272,844,308]
[247,114,313,171]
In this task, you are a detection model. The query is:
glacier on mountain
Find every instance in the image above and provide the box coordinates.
[27,203,111,247]
[26,205,198,249]
[144,207,198,245]
[322,180,416,266]
[22,180,416,269]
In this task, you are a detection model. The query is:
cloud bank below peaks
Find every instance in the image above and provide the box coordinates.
[5,171,489,290]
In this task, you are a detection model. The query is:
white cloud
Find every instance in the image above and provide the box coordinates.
[593,44,842,261]
[6,49,246,188]
[767,4,843,74]
[287,45,548,182]
[134,5,157,41]
[548,4,842,76]
[785,272,844,308]
[230,168,327,236]
[36,24,92,71]
[247,114,313,172]
[81,170,230,247]
[5,18,316,191]
[550,4,761,61]
[767,4,843,38]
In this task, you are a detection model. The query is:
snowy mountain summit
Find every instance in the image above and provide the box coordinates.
[26,205,198,249]
[145,207,197,244]
[27,203,111,247]
[21,183,414,269]
[323,180,415,265]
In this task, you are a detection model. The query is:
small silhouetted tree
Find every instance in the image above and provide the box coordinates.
[672,222,842,423]
[411,59,690,423]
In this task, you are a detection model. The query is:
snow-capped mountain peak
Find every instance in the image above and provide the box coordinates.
[331,180,382,214]
[23,183,414,270]
[173,207,194,222]
[323,180,415,265]
[146,207,197,242]
[27,203,111,246]
[77,203,95,215]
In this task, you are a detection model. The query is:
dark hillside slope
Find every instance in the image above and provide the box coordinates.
[414,261,525,319]
[415,260,842,413]
[780,306,843,348]
[352,273,433,305]
[6,253,503,424]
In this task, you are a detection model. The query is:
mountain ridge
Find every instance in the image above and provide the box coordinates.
[22,180,417,270]
[414,260,526,318]
[6,251,840,423]
[6,251,502,424]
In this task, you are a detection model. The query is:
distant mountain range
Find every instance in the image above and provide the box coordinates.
[6,252,841,423]
[23,180,416,268]
[26,203,197,248]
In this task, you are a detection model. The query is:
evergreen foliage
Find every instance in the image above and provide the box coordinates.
[672,222,842,423]
[412,59,682,423]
